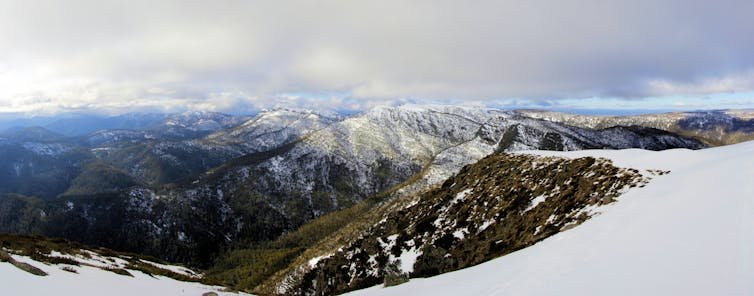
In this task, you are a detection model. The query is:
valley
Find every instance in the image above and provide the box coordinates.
[1,105,752,295]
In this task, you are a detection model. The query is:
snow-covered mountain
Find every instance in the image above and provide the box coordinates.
[148,105,700,247]
[0,104,713,294]
[84,108,337,185]
[162,111,248,132]
[346,140,754,296]
[205,108,341,154]
[151,105,700,292]
[517,109,754,146]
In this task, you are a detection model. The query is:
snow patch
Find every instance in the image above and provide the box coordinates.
[308,254,333,269]
[524,195,547,212]
[452,228,468,240]
[477,219,495,233]
[397,248,422,274]
[453,189,473,203]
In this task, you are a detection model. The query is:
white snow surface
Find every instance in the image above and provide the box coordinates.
[397,248,422,274]
[524,195,547,212]
[348,141,754,296]
[0,254,249,296]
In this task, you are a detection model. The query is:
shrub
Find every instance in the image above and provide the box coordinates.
[383,262,409,287]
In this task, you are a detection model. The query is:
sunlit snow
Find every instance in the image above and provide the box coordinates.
[349,141,754,296]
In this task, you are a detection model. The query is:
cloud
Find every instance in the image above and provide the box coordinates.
[0,0,753,114]
[647,71,754,96]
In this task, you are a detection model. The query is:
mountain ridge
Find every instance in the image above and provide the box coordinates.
[346,140,754,296]
[0,105,712,277]
[262,151,649,295]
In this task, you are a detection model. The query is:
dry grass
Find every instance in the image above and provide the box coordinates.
[1,249,48,276]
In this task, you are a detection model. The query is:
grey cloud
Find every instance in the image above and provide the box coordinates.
[0,0,753,114]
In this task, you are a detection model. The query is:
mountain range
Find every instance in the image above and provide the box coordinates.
[1,105,753,294]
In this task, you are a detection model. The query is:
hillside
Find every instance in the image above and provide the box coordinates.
[347,140,754,295]
[0,234,249,296]
[263,149,649,295]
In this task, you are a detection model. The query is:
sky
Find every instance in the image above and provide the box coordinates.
[1,0,753,116]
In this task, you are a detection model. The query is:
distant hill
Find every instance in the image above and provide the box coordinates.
[516,109,754,146]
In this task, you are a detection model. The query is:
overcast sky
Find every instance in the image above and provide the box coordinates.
[1,0,753,115]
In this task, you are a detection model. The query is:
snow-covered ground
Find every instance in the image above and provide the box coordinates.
[0,253,250,296]
[349,141,754,296]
